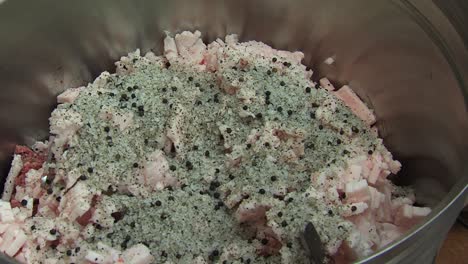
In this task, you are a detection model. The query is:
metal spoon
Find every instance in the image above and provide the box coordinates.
[300,222,326,264]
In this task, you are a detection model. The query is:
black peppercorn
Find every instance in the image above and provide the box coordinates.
[305,87,311,93]
[261,238,268,245]
[79,175,87,181]
[351,206,357,212]
[104,126,110,133]
[186,161,193,170]
[256,113,262,119]
[287,110,293,116]
[226,128,232,134]
[120,94,128,101]
[267,70,271,75]
[270,176,277,182]
[368,150,373,155]
[318,125,324,130]
[205,151,210,157]
[49,229,57,235]
[280,81,285,86]
[246,144,252,149]
[133,163,139,168]
[162,98,168,104]
[87,167,93,173]
[188,76,194,81]
[21,199,27,206]
[209,183,216,191]
[272,58,277,62]
[169,165,176,171]
[259,189,266,194]
[352,126,359,133]
[281,221,288,227]
[213,192,220,199]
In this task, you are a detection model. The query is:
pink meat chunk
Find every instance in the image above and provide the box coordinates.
[320,78,335,91]
[122,244,155,264]
[334,85,376,126]
[345,180,371,204]
[393,204,431,228]
[376,223,403,248]
[141,150,177,191]
[57,87,84,104]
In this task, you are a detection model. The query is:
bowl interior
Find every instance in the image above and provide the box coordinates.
[0,0,466,262]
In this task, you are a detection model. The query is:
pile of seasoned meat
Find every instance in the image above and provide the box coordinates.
[0,31,430,264]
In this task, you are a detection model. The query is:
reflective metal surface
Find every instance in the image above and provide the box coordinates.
[0,0,466,263]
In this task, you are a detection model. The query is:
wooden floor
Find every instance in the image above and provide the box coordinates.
[429,1,468,262]
[435,222,468,264]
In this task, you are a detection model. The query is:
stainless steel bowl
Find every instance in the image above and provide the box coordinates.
[0,0,466,263]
